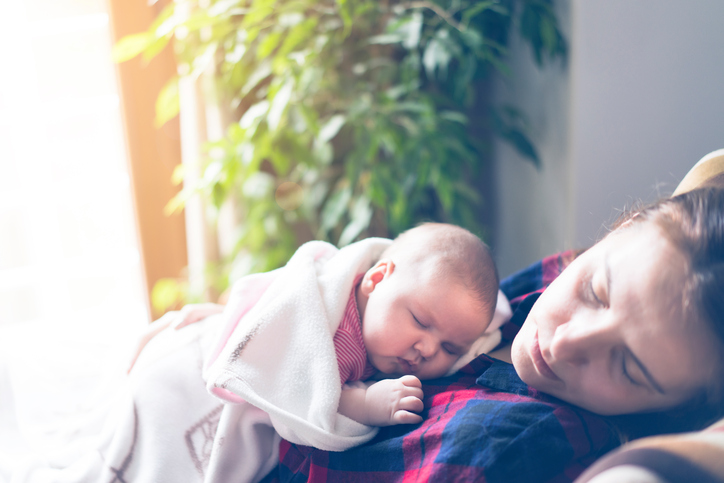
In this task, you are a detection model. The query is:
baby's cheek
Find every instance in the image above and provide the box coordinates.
[425,359,455,379]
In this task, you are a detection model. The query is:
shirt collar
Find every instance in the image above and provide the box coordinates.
[476,359,531,396]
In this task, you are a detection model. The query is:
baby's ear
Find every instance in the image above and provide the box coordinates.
[359,259,395,296]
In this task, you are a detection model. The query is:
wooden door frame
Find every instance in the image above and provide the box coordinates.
[107,0,187,319]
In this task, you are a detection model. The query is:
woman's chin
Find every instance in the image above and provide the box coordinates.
[510,323,533,370]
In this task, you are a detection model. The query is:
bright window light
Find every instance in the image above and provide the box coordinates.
[0,0,149,449]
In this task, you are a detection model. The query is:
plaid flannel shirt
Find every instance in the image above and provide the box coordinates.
[262,251,619,483]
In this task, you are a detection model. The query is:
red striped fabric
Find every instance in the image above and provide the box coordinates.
[334,275,376,384]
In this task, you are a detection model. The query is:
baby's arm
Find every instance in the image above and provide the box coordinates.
[338,375,424,426]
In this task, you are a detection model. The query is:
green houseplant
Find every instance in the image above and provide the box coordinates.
[115,0,565,309]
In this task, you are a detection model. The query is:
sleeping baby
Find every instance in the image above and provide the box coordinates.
[129,222,499,443]
[331,222,499,426]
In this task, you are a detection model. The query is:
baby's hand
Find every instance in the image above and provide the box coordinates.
[363,375,424,426]
[126,303,224,373]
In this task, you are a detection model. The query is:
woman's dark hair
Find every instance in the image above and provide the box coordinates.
[608,187,724,440]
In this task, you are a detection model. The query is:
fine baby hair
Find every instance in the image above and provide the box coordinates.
[382,222,499,323]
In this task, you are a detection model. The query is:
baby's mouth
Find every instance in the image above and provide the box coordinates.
[397,358,418,373]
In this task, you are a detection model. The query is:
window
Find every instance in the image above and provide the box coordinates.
[0,0,148,381]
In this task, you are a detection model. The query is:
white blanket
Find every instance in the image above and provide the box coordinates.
[204,238,393,451]
[1,313,281,483]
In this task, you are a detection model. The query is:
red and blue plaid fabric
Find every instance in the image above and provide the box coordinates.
[262,251,618,483]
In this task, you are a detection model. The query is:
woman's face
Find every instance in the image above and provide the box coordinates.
[512,222,721,415]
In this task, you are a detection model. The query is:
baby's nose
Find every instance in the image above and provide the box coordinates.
[415,336,438,359]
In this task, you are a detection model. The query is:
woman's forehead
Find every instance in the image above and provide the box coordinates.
[603,226,688,323]
[604,223,685,272]
[603,224,720,393]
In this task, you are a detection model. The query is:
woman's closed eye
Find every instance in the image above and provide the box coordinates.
[589,272,609,308]
[589,259,612,308]
[589,280,604,306]
[622,355,640,386]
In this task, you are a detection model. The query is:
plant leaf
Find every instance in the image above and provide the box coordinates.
[439,110,467,124]
[369,34,403,45]
[401,11,423,50]
[258,30,283,59]
[318,114,346,144]
[338,195,372,246]
[155,77,179,127]
[241,61,273,96]
[142,33,172,63]
[321,184,351,232]
[209,0,241,17]
[112,33,152,63]
[423,37,451,80]
[151,278,186,314]
[239,100,270,130]
[268,79,294,131]
[504,129,540,167]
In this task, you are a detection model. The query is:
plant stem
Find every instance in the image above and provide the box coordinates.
[399,1,464,32]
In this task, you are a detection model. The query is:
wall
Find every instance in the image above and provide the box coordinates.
[493,0,724,277]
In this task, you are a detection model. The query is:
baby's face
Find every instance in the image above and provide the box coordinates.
[357,259,489,379]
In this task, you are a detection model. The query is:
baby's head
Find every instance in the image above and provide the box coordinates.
[356,223,499,379]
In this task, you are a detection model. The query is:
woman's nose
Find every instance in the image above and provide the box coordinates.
[550,319,614,366]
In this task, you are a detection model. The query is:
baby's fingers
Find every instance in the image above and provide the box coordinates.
[398,375,423,399]
[398,395,424,414]
[399,382,424,401]
[391,410,423,425]
[399,375,422,388]
[403,388,424,404]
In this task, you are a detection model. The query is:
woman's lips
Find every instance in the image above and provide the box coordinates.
[531,331,560,381]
